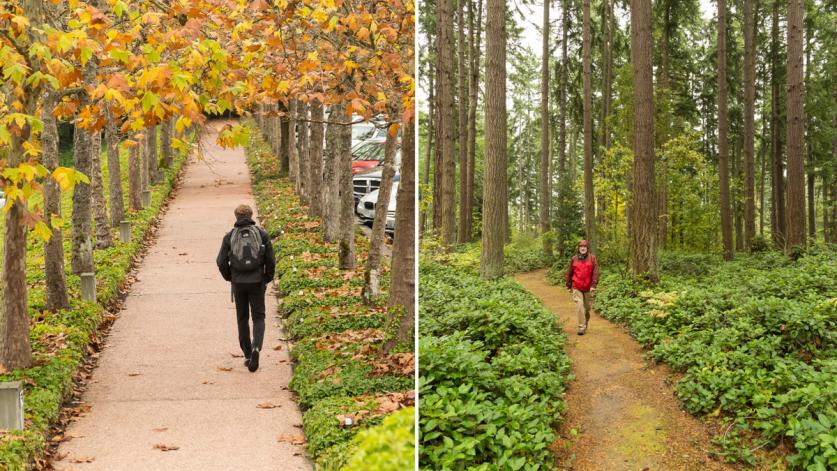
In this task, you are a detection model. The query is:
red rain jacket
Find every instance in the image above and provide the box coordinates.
[565,254,600,292]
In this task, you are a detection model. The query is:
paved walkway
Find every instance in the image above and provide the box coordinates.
[516,270,732,471]
[55,122,311,470]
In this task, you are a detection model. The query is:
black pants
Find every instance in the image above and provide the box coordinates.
[232,282,265,357]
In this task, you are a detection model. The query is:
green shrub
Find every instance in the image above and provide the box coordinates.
[594,249,837,468]
[341,407,415,471]
[419,261,571,470]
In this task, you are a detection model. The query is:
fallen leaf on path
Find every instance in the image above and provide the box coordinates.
[217,367,233,372]
[230,352,244,358]
[128,372,141,377]
[257,402,280,409]
[154,443,180,451]
[71,456,95,463]
[178,253,188,256]
[53,451,69,461]
[277,434,306,446]
[202,380,215,385]
[273,345,283,351]
[152,427,168,432]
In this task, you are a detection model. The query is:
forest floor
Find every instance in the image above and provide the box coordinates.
[51,122,311,470]
[515,269,735,471]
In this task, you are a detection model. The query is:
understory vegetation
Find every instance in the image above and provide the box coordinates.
[245,133,414,470]
[0,138,190,468]
[549,248,837,469]
[419,256,572,469]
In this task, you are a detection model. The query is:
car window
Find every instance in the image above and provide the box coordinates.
[352,125,374,142]
[353,142,386,161]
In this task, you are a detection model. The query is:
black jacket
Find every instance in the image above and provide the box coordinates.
[216,217,276,284]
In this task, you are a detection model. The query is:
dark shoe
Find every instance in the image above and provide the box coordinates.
[577,326,586,336]
[248,348,260,372]
[244,357,251,367]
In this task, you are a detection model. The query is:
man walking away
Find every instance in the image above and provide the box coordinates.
[565,239,600,336]
[217,204,276,372]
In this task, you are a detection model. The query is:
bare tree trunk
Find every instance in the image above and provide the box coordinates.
[539,0,552,259]
[559,0,568,178]
[785,0,805,250]
[129,139,142,211]
[436,0,456,248]
[288,100,298,183]
[338,115,356,269]
[91,131,112,249]
[480,0,507,280]
[421,67,434,235]
[464,0,483,243]
[280,102,290,174]
[718,0,734,260]
[804,37,815,242]
[743,0,757,248]
[630,0,658,281]
[161,118,174,168]
[582,0,596,252]
[42,92,70,312]
[363,116,399,302]
[106,110,125,227]
[759,101,767,237]
[457,0,470,244]
[771,1,786,248]
[71,125,95,275]
[146,125,160,184]
[308,100,324,218]
[298,102,310,205]
[383,117,416,354]
[323,105,341,242]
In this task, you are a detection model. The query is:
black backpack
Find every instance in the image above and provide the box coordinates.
[229,226,265,272]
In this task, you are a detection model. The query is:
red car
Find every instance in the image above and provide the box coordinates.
[351,138,401,174]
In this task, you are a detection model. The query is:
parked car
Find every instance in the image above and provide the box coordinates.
[351,138,401,174]
[356,178,399,235]
[350,115,387,148]
[353,166,402,205]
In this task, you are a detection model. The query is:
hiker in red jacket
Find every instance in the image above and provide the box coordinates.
[565,239,600,336]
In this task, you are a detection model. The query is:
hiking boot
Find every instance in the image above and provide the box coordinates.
[248,347,260,372]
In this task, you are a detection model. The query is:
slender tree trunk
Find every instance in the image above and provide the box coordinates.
[630,0,658,281]
[759,100,767,236]
[582,0,596,251]
[717,0,734,260]
[464,0,483,243]
[91,131,112,249]
[298,102,310,205]
[771,1,786,247]
[421,67,435,235]
[743,0,757,248]
[323,105,342,243]
[383,117,416,354]
[129,139,142,211]
[288,100,298,183]
[106,110,125,227]
[804,37,815,242]
[308,100,325,218]
[436,0,456,248]
[71,125,95,275]
[140,129,149,194]
[363,116,399,302]
[785,0,805,250]
[734,139,744,250]
[480,0,507,280]
[457,0,470,244]
[42,92,70,312]
[338,114,356,269]
[830,117,837,243]
[146,125,160,184]
[559,0,568,178]
[161,118,174,168]
[539,0,552,259]
[657,3,671,249]
[280,102,290,174]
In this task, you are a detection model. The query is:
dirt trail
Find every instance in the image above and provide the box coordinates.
[515,269,731,471]
[54,122,311,470]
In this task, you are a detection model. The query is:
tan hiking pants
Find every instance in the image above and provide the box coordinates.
[572,289,593,328]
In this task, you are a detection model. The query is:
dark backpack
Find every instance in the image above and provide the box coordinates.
[229,226,265,272]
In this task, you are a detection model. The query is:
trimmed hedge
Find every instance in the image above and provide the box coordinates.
[419,260,571,470]
[245,130,414,469]
[0,133,191,468]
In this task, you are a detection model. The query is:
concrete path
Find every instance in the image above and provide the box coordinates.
[516,270,732,471]
[55,122,311,471]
